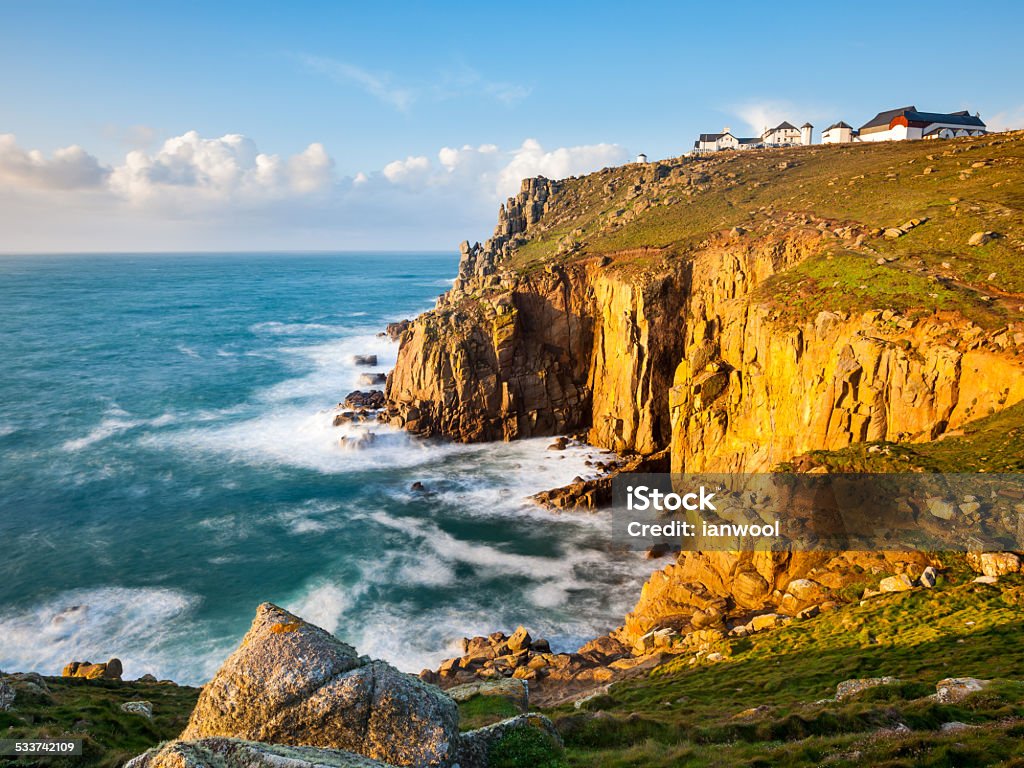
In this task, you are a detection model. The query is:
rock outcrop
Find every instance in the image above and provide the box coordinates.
[62,658,123,680]
[180,603,459,768]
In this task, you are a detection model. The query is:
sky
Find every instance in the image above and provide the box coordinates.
[1,0,1023,252]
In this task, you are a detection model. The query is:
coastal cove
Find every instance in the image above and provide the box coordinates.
[0,252,652,685]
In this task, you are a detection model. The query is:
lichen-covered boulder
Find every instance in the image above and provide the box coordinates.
[126,738,396,768]
[180,603,458,768]
[455,713,564,768]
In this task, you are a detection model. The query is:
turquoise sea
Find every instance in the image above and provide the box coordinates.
[0,253,649,683]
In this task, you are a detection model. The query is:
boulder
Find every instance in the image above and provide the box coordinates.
[835,677,900,701]
[785,578,826,603]
[920,566,938,588]
[506,626,532,653]
[979,552,1021,578]
[935,677,990,704]
[180,603,458,768]
[968,231,997,246]
[926,498,956,520]
[878,574,914,593]
[454,714,563,768]
[0,678,14,711]
[748,613,785,632]
[343,390,386,410]
[353,355,378,367]
[62,658,123,680]
[357,373,388,387]
[126,738,395,768]
[121,701,153,719]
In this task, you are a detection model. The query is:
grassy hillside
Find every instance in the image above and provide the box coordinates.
[0,676,199,768]
[545,570,1024,767]
[501,132,1024,330]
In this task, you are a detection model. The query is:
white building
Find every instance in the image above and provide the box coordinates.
[761,121,802,146]
[800,123,813,145]
[636,153,648,163]
[822,121,856,144]
[693,129,761,153]
[857,106,987,142]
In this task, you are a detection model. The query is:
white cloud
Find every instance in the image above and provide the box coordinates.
[0,132,628,251]
[108,131,334,207]
[0,134,109,190]
[986,105,1024,133]
[496,139,626,198]
[729,100,833,137]
[382,155,431,184]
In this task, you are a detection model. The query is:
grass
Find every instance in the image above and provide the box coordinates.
[458,693,523,731]
[0,676,199,768]
[755,249,1005,327]
[545,572,1024,767]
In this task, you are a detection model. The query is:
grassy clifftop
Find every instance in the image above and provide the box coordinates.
[500,132,1024,330]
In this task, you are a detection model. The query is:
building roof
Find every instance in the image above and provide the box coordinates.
[737,137,762,145]
[801,122,813,128]
[860,106,917,131]
[697,133,726,142]
[903,109,985,128]
[825,121,853,131]
[773,121,798,131]
[859,106,986,132]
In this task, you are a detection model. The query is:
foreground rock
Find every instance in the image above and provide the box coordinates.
[0,678,14,711]
[180,603,459,768]
[127,738,396,768]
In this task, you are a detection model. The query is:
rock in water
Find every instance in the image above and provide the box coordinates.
[353,355,378,367]
[181,603,458,768]
[126,738,396,768]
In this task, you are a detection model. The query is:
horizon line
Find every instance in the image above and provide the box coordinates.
[0,249,458,257]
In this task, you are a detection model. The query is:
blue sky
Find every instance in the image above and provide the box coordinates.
[1,0,1022,251]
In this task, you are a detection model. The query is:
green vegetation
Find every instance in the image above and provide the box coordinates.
[458,693,523,731]
[489,724,568,768]
[756,249,1005,327]
[545,572,1024,767]
[0,676,199,768]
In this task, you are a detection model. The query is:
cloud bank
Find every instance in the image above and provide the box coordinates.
[0,132,628,252]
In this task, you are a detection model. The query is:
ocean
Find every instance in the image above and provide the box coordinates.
[0,252,650,684]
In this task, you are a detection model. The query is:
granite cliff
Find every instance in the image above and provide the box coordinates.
[387,132,1024,653]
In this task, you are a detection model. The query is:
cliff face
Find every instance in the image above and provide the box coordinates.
[387,177,693,451]
[389,133,1024,465]
[668,233,1024,473]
